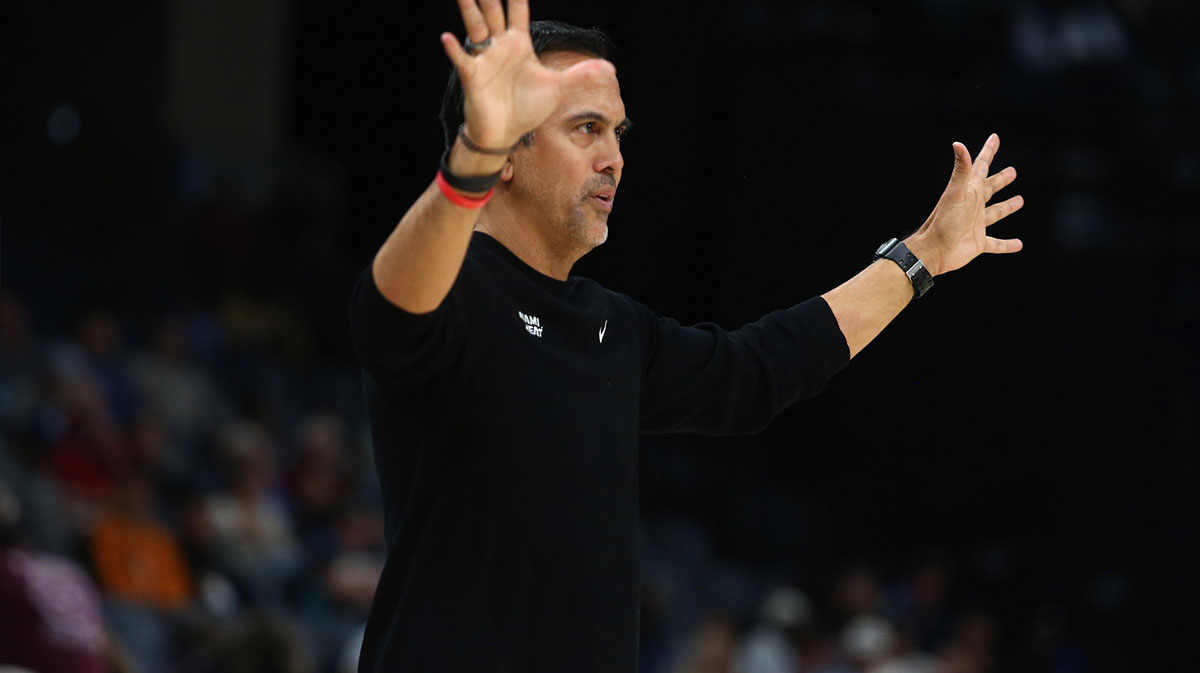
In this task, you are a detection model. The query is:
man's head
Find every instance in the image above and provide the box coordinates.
[439,21,616,151]
[440,21,629,261]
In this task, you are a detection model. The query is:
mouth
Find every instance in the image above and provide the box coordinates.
[588,187,616,213]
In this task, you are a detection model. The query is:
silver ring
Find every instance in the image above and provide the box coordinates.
[464,36,492,55]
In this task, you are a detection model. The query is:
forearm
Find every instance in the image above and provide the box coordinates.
[639,297,850,436]
[372,139,506,314]
[821,251,919,359]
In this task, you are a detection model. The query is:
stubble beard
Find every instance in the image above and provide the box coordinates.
[565,200,609,251]
[566,175,615,252]
[524,178,613,261]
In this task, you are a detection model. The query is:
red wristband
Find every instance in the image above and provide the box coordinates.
[436,171,493,209]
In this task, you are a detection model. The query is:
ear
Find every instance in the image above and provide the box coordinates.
[500,155,515,183]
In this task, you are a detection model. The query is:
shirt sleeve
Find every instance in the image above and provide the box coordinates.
[636,296,851,435]
[348,264,464,390]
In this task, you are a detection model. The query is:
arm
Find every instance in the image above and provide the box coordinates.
[822,134,1025,358]
[637,135,1024,435]
[637,296,850,436]
[373,0,614,313]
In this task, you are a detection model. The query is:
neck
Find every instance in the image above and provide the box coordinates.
[475,195,579,281]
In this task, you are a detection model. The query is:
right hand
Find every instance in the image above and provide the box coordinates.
[904,134,1024,277]
[440,0,616,150]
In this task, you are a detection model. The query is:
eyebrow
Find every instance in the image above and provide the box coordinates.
[565,111,633,131]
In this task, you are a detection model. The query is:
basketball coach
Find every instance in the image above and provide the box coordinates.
[349,0,1025,670]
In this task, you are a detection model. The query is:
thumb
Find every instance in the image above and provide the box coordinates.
[950,141,971,184]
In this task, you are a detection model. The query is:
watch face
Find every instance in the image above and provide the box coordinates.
[876,238,898,256]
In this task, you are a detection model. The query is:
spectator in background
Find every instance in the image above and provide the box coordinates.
[177,490,240,619]
[323,507,384,613]
[0,433,73,557]
[735,586,814,673]
[287,412,355,567]
[204,419,300,607]
[90,469,193,673]
[285,413,381,673]
[934,647,979,673]
[129,413,194,506]
[831,566,885,622]
[127,317,230,450]
[0,293,43,434]
[47,369,134,505]
[1017,606,1084,673]
[312,505,385,672]
[873,638,937,673]
[670,613,739,673]
[889,554,954,653]
[90,468,193,612]
[821,614,897,673]
[186,612,314,673]
[74,310,137,427]
[936,612,996,673]
[0,480,110,673]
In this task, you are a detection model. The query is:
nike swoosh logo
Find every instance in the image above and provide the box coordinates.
[599,319,607,343]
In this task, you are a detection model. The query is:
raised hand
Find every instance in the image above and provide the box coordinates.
[907,134,1025,276]
[440,0,616,151]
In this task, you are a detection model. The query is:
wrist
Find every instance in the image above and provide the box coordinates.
[460,120,517,154]
[446,138,507,193]
[903,234,942,277]
[874,237,934,300]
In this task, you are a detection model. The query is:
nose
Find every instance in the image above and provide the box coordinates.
[593,133,624,181]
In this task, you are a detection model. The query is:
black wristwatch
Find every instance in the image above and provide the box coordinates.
[874,237,934,299]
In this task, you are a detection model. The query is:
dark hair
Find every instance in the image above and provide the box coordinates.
[439,20,615,151]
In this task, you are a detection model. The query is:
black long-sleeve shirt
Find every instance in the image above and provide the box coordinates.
[349,232,850,673]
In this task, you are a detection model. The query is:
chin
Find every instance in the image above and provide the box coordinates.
[592,221,609,245]
[564,208,609,252]
[586,221,609,248]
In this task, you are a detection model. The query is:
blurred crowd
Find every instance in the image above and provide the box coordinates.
[637,530,1086,673]
[0,291,379,673]
[0,289,1087,673]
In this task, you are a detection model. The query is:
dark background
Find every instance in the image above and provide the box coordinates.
[2,1,1197,672]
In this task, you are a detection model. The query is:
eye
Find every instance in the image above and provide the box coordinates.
[580,121,597,134]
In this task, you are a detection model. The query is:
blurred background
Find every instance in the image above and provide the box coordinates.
[1,0,1197,672]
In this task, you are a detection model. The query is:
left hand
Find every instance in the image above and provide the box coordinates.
[905,133,1025,276]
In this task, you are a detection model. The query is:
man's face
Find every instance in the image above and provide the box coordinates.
[506,50,628,255]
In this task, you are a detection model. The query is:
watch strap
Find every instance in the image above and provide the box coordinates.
[874,238,934,299]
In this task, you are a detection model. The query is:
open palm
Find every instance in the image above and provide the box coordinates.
[911,134,1025,276]
[440,0,615,149]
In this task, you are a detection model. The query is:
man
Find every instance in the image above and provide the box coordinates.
[348,1,1024,671]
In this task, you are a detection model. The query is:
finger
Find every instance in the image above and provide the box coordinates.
[972,133,999,180]
[985,194,1024,226]
[986,166,1017,199]
[508,0,529,30]
[454,0,491,42]
[441,33,472,72]
[949,141,972,187]
[478,0,507,35]
[984,235,1023,254]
